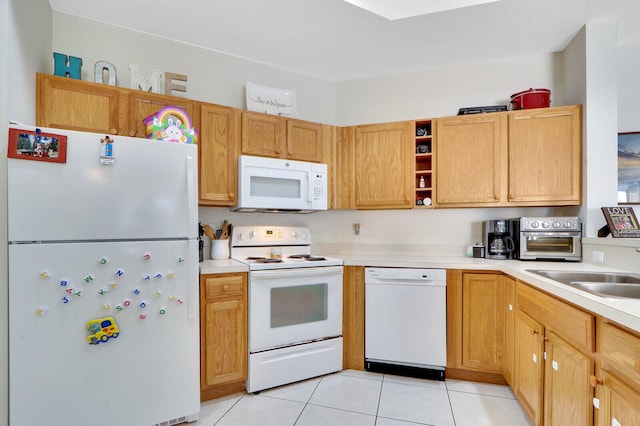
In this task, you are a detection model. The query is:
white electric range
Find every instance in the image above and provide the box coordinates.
[230,226,344,393]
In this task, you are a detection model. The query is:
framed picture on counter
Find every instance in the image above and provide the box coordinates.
[7,128,67,164]
[601,206,640,238]
[618,131,640,204]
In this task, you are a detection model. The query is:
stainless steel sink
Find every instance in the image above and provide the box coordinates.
[527,269,640,299]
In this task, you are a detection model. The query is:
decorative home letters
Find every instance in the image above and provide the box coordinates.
[129,65,163,94]
[94,61,117,86]
[51,52,188,95]
[53,52,82,79]
[165,72,188,95]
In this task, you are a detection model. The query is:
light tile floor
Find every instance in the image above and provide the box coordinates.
[194,370,533,425]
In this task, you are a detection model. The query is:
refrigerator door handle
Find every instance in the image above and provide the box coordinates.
[186,156,197,229]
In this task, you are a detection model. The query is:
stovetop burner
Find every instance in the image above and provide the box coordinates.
[287,254,327,261]
[256,257,282,263]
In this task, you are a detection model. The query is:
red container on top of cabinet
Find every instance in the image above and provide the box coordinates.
[510,88,551,110]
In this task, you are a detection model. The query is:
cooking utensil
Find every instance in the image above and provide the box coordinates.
[203,224,216,240]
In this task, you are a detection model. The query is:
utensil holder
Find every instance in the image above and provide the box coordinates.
[211,239,230,260]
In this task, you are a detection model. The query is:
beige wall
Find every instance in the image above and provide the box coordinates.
[50,13,337,126]
[336,53,563,126]
[1,0,8,422]
[3,1,52,424]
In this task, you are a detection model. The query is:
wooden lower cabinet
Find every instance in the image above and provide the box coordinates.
[514,310,545,425]
[200,273,247,401]
[543,331,594,426]
[461,273,504,372]
[514,282,596,426]
[597,371,640,426]
[342,266,365,370]
[596,320,640,426]
[446,270,507,384]
[503,275,517,386]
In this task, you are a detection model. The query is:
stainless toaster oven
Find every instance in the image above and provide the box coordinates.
[511,217,582,261]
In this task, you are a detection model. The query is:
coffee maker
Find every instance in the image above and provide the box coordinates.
[483,220,515,259]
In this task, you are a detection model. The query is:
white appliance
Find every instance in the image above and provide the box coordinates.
[230,226,343,393]
[7,126,200,426]
[233,155,328,213]
[365,267,447,380]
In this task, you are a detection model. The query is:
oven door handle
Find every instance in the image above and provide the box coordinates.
[521,232,581,237]
[250,266,343,280]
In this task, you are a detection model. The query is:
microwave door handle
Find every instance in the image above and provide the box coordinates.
[307,172,313,202]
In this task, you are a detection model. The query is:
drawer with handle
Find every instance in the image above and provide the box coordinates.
[600,320,640,388]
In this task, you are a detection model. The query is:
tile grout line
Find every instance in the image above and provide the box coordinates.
[292,374,324,425]
[373,373,386,425]
[212,393,246,426]
[445,379,458,426]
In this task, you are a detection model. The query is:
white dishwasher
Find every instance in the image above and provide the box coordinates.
[365,267,447,380]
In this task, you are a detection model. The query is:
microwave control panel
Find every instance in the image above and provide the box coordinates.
[313,172,326,201]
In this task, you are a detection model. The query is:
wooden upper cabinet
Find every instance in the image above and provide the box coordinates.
[36,73,122,134]
[36,73,199,139]
[198,103,240,206]
[433,105,581,208]
[126,91,198,138]
[286,118,323,162]
[353,121,413,209]
[508,105,582,205]
[435,113,508,206]
[241,111,286,158]
[333,126,356,209]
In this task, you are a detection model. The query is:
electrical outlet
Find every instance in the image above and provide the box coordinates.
[593,251,604,264]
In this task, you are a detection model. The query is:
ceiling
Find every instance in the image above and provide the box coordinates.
[47,0,640,81]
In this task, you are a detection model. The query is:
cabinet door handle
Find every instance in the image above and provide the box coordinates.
[222,284,229,292]
[129,130,136,137]
[110,128,118,135]
[589,375,602,388]
[634,360,640,374]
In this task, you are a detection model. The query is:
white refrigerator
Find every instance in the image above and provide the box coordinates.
[7,126,200,426]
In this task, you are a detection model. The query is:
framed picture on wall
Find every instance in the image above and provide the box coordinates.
[601,206,640,238]
[618,131,640,204]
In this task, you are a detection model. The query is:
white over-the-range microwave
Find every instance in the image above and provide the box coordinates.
[232,155,328,213]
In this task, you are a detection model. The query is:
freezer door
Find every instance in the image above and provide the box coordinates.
[9,240,199,426]
[7,126,198,241]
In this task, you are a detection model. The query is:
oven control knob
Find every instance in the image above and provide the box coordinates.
[248,231,255,239]
[541,221,550,228]
[530,221,539,228]
[564,221,573,228]
[553,221,561,228]
[291,230,298,239]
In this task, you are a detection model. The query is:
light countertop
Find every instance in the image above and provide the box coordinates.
[199,253,640,333]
